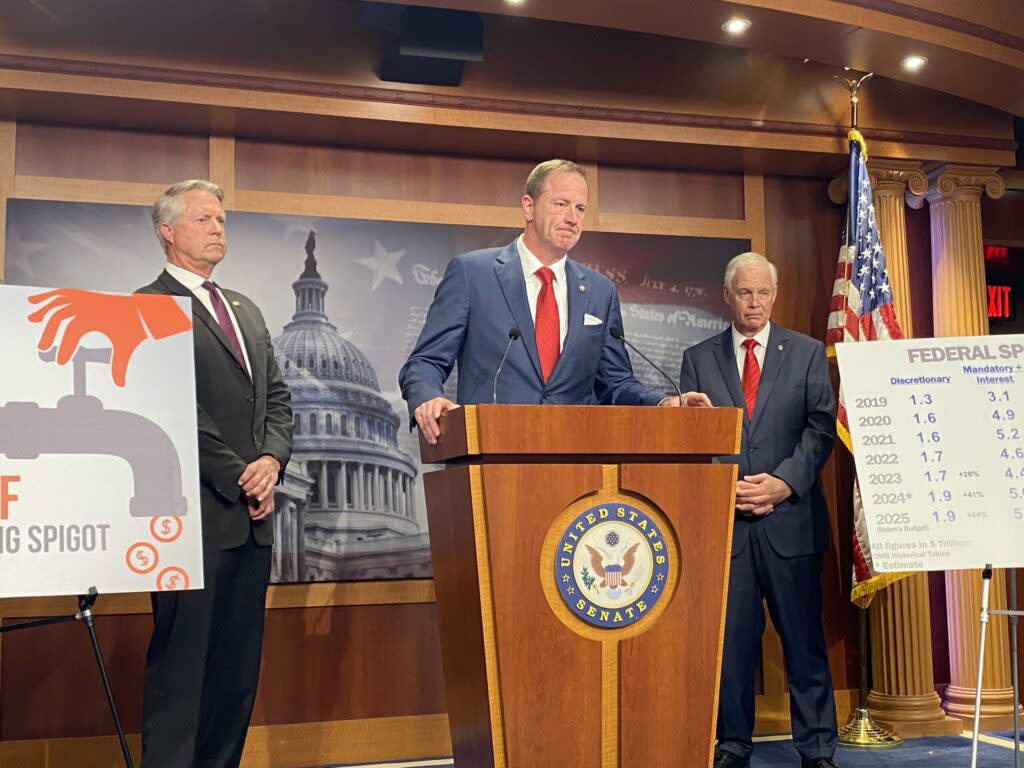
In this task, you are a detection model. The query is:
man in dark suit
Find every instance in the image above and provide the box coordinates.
[400,159,709,439]
[679,252,838,768]
[137,179,293,768]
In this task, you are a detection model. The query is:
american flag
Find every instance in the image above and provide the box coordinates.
[825,130,907,608]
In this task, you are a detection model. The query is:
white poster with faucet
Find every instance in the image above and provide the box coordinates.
[0,283,203,597]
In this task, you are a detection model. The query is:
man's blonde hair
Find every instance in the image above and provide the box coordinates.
[524,159,586,200]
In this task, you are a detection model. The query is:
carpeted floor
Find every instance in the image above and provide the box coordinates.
[316,732,1024,767]
[749,732,1021,766]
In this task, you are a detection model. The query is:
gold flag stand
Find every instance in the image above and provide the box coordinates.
[833,69,902,749]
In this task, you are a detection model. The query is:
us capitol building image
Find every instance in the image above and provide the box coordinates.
[269,232,428,582]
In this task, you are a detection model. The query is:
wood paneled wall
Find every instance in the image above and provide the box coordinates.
[983,190,1024,247]
[0,118,856,765]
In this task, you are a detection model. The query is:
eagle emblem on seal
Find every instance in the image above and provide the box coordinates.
[585,541,640,591]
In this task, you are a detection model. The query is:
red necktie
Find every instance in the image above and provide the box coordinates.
[741,338,760,418]
[534,266,559,383]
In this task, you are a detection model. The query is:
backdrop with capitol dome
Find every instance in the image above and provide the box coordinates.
[3,197,746,583]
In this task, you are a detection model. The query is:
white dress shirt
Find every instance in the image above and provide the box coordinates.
[164,262,252,376]
[731,321,771,380]
[517,235,568,351]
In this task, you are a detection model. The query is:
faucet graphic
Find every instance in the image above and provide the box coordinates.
[0,347,187,518]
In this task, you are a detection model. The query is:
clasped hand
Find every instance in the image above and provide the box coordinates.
[735,473,792,517]
[240,455,280,520]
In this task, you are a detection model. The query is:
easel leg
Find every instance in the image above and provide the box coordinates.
[1010,568,1020,768]
[77,590,135,768]
[971,565,993,768]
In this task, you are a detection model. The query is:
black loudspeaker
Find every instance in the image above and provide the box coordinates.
[378,6,484,86]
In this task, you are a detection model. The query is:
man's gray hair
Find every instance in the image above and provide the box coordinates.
[724,251,778,291]
[152,179,224,252]
[524,159,586,200]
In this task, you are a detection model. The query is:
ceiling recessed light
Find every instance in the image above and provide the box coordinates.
[901,55,928,72]
[722,17,751,36]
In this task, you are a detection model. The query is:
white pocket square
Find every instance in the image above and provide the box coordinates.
[583,314,603,326]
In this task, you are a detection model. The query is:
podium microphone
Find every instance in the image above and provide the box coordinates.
[609,325,682,402]
[493,327,522,404]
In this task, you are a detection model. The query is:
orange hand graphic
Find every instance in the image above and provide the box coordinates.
[28,289,192,387]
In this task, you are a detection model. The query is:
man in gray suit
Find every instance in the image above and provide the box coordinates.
[137,180,293,768]
[679,252,838,768]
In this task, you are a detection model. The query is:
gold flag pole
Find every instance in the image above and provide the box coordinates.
[833,68,903,749]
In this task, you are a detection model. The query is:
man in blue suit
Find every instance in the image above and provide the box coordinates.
[400,159,709,441]
[679,252,838,768]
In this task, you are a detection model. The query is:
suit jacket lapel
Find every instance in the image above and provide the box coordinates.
[547,259,588,384]
[159,270,251,383]
[713,327,746,415]
[494,242,543,382]
[749,325,787,433]
[222,289,260,391]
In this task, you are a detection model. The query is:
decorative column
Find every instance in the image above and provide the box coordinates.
[271,500,283,581]
[907,164,1004,338]
[355,462,364,509]
[867,574,962,735]
[868,160,927,337]
[282,500,295,581]
[339,462,348,509]
[908,164,1020,729]
[943,570,1020,728]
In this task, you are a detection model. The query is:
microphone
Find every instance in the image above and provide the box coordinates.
[492,327,522,404]
[609,325,683,402]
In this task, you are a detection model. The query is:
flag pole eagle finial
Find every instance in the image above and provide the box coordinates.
[833,70,874,135]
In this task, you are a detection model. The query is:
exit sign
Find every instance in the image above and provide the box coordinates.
[989,285,1012,319]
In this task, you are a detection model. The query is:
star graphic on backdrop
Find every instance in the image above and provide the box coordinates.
[561,574,570,583]
[356,240,406,291]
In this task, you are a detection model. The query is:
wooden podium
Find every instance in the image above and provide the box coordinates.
[420,404,741,768]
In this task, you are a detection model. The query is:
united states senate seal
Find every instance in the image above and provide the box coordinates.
[553,502,670,629]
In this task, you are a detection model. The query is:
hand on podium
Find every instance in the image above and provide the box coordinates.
[414,396,460,445]
[658,391,713,408]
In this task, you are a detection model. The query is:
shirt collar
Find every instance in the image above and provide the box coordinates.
[731,321,771,352]
[164,261,211,291]
[517,234,567,284]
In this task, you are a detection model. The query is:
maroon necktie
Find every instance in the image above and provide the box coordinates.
[202,281,248,375]
[534,266,559,383]
[741,338,760,418]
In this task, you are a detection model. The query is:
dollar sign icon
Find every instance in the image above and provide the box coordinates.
[150,516,183,543]
[156,567,189,591]
[126,542,158,574]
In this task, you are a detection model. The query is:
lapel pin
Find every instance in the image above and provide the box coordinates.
[777,344,783,351]
[579,284,586,292]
